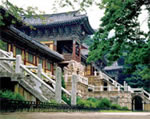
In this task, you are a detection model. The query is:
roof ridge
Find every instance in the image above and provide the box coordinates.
[30,10,80,18]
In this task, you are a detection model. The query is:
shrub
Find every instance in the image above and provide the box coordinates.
[122,106,128,110]
[87,97,98,103]
[62,94,71,105]
[50,99,58,104]
[77,97,125,110]
[14,93,25,101]
[77,98,86,107]
[97,98,111,109]
[111,103,121,110]
[0,90,24,101]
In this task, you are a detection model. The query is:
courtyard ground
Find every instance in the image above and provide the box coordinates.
[0,112,150,119]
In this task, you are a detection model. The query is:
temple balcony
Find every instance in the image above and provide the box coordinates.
[63,53,80,62]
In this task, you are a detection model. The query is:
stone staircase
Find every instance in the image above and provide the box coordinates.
[0,49,71,102]
[93,70,150,102]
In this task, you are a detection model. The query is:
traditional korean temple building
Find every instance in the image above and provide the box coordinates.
[0,8,64,75]
[19,11,96,75]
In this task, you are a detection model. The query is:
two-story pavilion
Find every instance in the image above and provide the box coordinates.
[19,11,94,63]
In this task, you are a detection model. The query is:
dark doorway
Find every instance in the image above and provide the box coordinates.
[103,81,108,91]
[0,77,15,91]
[57,41,73,54]
[132,96,143,111]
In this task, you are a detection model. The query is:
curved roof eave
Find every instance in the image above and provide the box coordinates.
[23,16,95,35]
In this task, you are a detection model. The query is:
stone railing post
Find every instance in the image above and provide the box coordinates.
[37,64,42,79]
[124,81,126,91]
[108,85,111,91]
[71,73,78,106]
[100,86,103,91]
[118,86,120,91]
[15,55,22,73]
[99,71,102,79]
[55,67,62,103]
[94,71,97,76]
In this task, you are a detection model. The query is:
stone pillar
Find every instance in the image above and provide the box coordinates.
[124,81,126,91]
[37,64,42,79]
[101,86,103,91]
[54,40,57,51]
[99,71,102,79]
[124,81,128,91]
[108,85,111,91]
[71,73,78,106]
[118,86,120,91]
[115,81,118,87]
[143,101,145,111]
[15,55,22,73]
[72,40,76,60]
[55,67,62,103]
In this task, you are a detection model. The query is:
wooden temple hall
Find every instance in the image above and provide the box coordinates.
[0,8,64,75]
[19,11,94,63]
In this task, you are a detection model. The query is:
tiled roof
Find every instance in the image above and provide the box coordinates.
[23,11,94,35]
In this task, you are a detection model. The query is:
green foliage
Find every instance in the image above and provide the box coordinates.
[97,98,111,109]
[0,40,6,50]
[77,97,128,110]
[83,36,94,47]
[77,97,110,109]
[0,90,25,101]
[121,106,129,110]
[111,103,121,110]
[77,98,97,108]
[0,0,45,27]
[62,94,71,105]
[50,99,58,104]
[86,0,150,90]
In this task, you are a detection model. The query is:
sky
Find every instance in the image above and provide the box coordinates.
[0,0,149,32]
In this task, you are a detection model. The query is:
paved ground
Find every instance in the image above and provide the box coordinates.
[0,112,150,119]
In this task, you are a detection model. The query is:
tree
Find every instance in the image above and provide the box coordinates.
[0,0,44,27]
[83,36,94,47]
[86,0,150,79]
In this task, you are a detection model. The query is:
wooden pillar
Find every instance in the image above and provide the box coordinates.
[24,50,26,65]
[72,40,76,60]
[54,40,57,51]
[79,44,81,62]
[51,63,53,74]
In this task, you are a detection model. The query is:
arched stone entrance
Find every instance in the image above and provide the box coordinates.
[132,96,143,111]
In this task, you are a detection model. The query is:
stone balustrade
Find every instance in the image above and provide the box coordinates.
[78,75,88,85]
[88,85,124,92]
